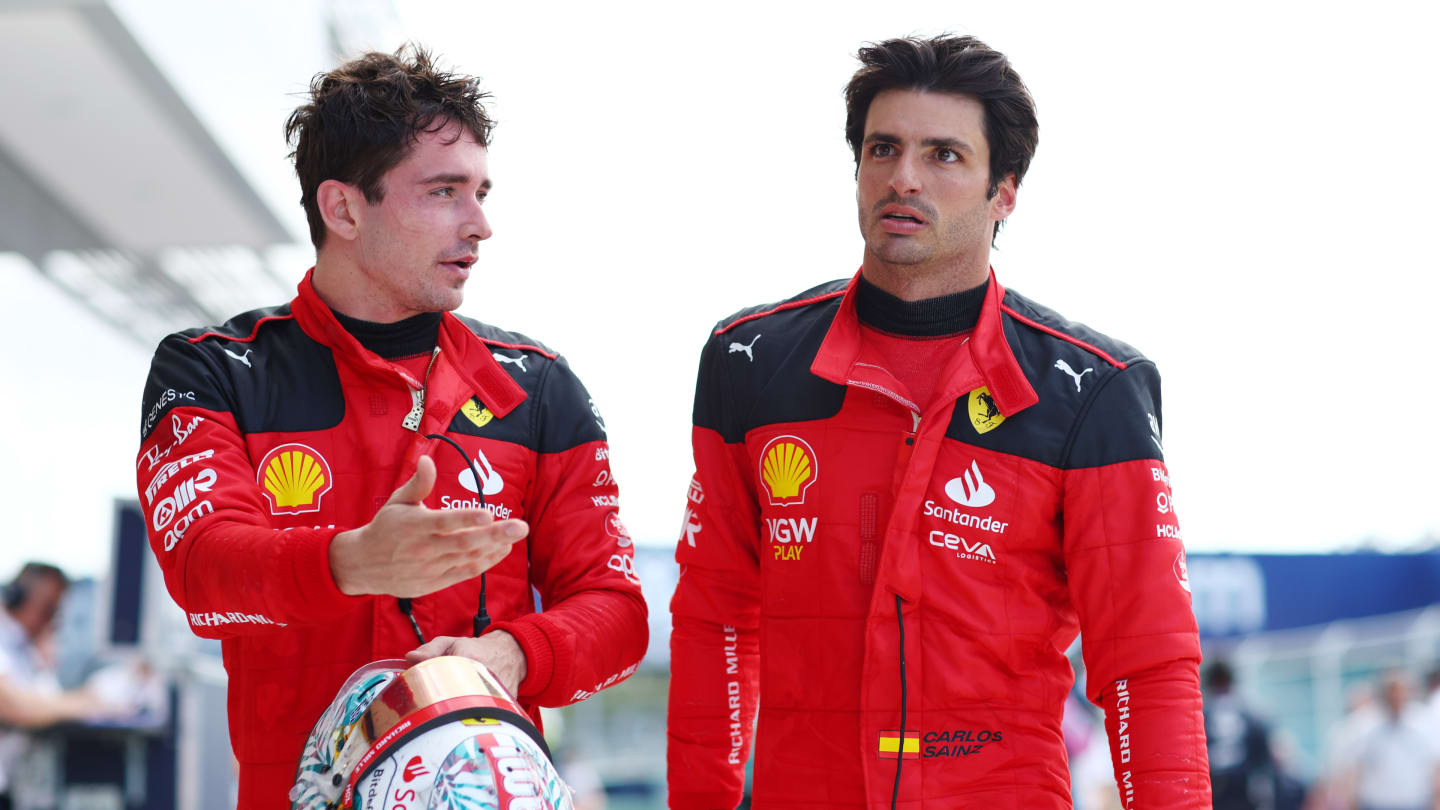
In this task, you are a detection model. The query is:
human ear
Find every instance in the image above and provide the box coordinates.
[990,173,1018,222]
[317,180,363,242]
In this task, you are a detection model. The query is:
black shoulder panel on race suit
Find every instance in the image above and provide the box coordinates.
[942,287,1160,469]
[696,279,850,444]
[140,305,344,442]
[447,316,606,454]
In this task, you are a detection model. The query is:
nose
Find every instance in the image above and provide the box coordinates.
[464,198,492,242]
[890,153,922,196]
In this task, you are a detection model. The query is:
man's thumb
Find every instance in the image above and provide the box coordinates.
[389,455,436,505]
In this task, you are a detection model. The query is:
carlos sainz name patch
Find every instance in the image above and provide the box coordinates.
[878,728,1005,760]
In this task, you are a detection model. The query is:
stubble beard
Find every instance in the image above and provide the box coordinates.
[417,277,466,313]
[868,233,931,268]
[869,206,997,277]
[385,265,467,317]
[861,207,950,276]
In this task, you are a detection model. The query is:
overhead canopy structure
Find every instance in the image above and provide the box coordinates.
[0,0,298,346]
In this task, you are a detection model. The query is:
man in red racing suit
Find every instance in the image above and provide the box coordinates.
[667,36,1209,809]
[135,48,646,807]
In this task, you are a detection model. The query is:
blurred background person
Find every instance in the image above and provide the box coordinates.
[1308,684,1383,810]
[1425,668,1440,744]
[1205,659,1285,810]
[0,563,102,810]
[1342,669,1439,810]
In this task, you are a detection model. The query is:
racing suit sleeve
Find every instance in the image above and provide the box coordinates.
[487,355,649,707]
[135,335,362,639]
[1061,361,1212,809]
[667,333,763,810]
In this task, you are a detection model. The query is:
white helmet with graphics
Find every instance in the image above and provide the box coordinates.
[291,656,574,810]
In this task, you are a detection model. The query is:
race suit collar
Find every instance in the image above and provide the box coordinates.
[330,309,441,359]
[290,269,526,420]
[854,274,987,337]
[811,267,1038,418]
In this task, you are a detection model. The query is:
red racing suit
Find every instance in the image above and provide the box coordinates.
[136,272,647,808]
[668,270,1209,808]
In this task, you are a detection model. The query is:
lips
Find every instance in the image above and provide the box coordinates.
[880,204,927,224]
[439,256,476,274]
[878,203,930,235]
[879,205,928,235]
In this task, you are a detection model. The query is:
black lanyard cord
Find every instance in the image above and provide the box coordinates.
[892,593,907,810]
[395,432,494,645]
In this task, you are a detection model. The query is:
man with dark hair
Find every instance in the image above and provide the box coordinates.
[668,35,1209,808]
[136,45,647,807]
[1203,661,1282,810]
[0,564,101,809]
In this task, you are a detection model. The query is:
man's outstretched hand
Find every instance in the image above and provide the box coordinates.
[328,455,528,598]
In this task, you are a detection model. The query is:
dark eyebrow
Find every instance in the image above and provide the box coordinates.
[418,172,492,190]
[922,137,975,156]
[863,133,976,157]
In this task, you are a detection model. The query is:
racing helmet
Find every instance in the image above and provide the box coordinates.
[291,655,574,810]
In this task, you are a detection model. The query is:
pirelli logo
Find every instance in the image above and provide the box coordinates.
[878,730,920,760]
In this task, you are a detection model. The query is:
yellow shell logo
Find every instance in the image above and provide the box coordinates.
[968,387,1006,435]
[759,435,818,506]
[461,398,493,429]
[257,443,333,515]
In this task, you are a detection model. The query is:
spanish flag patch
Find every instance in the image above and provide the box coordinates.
[877,730,920,760]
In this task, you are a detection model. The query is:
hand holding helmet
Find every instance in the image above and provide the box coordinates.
[291,656,574,810]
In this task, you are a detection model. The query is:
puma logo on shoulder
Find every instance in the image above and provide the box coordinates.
[492,352,527,373]
[1054,359,1093,392]
[224,348,253,368]
[728,333,761,362]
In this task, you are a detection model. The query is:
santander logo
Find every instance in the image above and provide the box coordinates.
[943,461,996,508]
[402,755,429,782]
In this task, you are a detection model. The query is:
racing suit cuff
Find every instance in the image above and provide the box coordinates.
[486,617,561,702]
[304,527,365,619]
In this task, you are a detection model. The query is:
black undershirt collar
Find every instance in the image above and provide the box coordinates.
[331,310,442,359]
[855,274,988,337]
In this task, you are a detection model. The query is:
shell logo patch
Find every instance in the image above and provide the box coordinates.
[257,443,333,515]
[759,435,818,506]
[460,398,494,429]
[968,387,1006,434]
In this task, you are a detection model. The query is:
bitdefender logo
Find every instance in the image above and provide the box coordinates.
[943,461,995,508]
